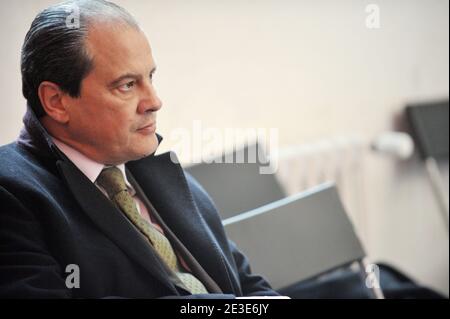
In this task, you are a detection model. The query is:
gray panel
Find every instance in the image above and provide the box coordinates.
[406,100,449,160]
[185,143,286,219]
[223,183,366,290]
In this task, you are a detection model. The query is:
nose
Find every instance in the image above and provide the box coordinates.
[137,80,162,114]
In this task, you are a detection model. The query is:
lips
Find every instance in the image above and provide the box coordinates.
[138,122,156,130]
[136,122,157,135]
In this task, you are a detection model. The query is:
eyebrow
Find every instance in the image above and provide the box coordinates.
[108,66,157,88]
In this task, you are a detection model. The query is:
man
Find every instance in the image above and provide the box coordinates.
[0,0,280,298]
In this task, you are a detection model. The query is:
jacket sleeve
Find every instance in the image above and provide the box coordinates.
[227,240,280,297]
[0,186,72,298]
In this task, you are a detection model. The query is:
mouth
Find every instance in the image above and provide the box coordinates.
[137,122,156,134]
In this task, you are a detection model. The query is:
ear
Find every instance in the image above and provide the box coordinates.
[38,81,70,124]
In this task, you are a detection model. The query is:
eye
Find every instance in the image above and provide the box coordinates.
[118,80,136,92]
[150,67,158,79]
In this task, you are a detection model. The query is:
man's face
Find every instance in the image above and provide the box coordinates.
[63,22,162,165]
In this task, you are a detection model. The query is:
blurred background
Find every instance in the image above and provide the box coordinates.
[0,0,448,296]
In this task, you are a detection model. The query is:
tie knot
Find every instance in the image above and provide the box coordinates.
[96,166,127,198]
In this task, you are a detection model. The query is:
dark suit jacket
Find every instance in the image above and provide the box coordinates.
[0,106,278,299]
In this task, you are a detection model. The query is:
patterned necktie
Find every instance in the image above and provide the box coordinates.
[96,166,208,294]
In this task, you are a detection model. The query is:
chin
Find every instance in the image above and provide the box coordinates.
[134,135,159,159]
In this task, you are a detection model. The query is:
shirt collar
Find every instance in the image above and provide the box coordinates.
[51,136,135,194]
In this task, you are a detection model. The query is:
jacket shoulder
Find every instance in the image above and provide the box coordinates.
[0,141,58,195]
[0,142,29,177]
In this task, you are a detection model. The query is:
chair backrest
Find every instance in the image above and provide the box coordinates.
[406,100,449,160]
[185,143,286,219]
[223,183,366,290]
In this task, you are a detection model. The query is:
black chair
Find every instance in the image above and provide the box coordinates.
[406,100,449,233]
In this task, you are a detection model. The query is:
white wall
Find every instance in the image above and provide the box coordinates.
[0,0,448,296]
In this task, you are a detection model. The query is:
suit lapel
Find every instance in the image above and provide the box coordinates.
[126,152,239,294]
[126,170,224,294]
[56,160,179,295]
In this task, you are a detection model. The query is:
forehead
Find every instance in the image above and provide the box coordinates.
[85,22,155,79]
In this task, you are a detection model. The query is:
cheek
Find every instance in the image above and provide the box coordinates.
[77,86,138,142]
[102,114,129,141]
[108,111,138,144]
